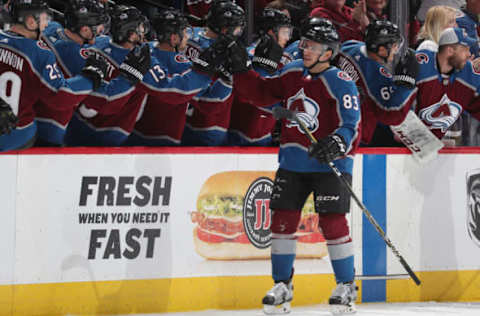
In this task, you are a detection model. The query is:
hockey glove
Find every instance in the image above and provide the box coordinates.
[227,40,252,74]
[308,134,347,164]
[252,34,283,74]
[192,36,233,77]
[0,98,18,136]
[393,48,418,89]
[81,52,108,90]
[119,45,151,85]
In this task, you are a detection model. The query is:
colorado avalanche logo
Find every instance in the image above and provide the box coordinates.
[286,88,320,134]
[337,71,352,81]
[379,67,392,78]
[37,40,50,50]
[416,53,429,64]
[175,54,190,63]
[418,94,462,132]
[79,48,94,59]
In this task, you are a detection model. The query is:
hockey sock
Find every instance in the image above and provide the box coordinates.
[270,210,301,283]
[318,213,355,284]
[271,234,296,282]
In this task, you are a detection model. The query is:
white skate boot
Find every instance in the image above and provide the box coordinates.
[328,282,358,315]
[262,281,293,315]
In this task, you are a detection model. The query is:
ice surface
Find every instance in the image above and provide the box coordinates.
[117,302,480,316]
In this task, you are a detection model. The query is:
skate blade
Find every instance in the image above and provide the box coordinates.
[330,302,356,315]
[263,301,291,315]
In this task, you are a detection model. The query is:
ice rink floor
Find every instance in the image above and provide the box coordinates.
[118,302,480,316]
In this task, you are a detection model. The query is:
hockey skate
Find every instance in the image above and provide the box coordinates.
[328,282,358,315]
[262,281,293,315]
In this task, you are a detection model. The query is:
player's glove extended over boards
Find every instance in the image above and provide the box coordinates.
[308,134,347,164]
[0,98,18,136]
[81,52,108,90]
[119,45,152,85]
[192,36,234,77]
[226,40,252,74]
[252,34,283,74]
[393,48,418,89]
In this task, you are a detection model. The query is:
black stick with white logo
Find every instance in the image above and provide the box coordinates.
[272,107,421,286]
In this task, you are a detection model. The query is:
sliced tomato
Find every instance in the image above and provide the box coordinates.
[232,233,250,244]
[196,228,226,243]
[297,232,325,243]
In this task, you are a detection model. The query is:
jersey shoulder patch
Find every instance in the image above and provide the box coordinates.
[337,70,353,81]
[174,54,190,63]
[37,40,51,50]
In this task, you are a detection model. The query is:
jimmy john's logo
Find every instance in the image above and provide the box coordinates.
[466,169,480,248]
[243,177,274,249]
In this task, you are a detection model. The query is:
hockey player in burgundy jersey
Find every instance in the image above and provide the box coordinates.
[182,0,245,146]
[0,0,113,151]
[77,7,230,146]
[336,20,419,146]
[228,21,360,315]
[228,8,292,146]
[35,0,110,146]
[64,5,152,146]
[125,9,212,146]
[415,27,480,141]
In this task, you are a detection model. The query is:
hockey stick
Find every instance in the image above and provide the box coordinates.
[272,107,422,286]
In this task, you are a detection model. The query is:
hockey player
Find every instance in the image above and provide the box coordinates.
[283,17,336,62]
[183,0,245,146]
[336,20,418,146]
[0,0,114,151]
[228,21,360,315]
[456,0,480,58]
[125,9,211,146]
[78,10,234,146]
[64,5,152,146]
[415,27,480,141]
[34,0,110,146]
[228,8,292,146]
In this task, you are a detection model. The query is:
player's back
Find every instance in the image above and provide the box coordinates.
[338,40,413,145]
[183,27,234,146]
[0,31,53,150]
[127,49,194,146]
[65,39,134,146]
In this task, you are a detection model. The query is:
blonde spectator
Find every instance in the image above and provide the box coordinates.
[416,5,458,51]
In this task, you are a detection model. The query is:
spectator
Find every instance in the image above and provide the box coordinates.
[310,0,367,42]
[457,0,480,58]
[417,0,465,23]
[416,5,458,51]
[365,0,388,21]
